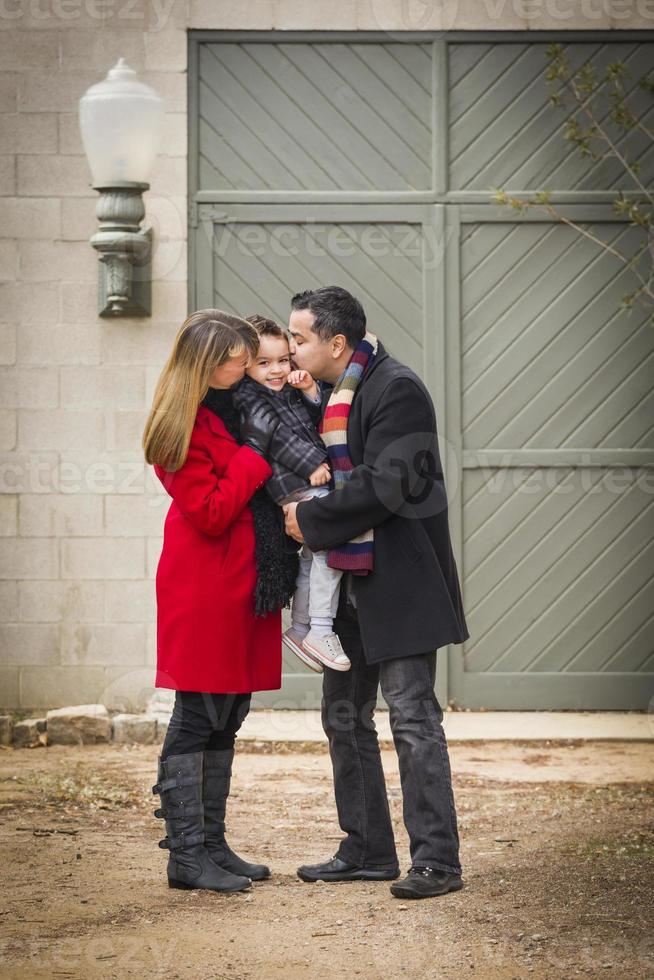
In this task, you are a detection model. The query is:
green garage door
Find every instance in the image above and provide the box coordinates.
[189,32,654,709]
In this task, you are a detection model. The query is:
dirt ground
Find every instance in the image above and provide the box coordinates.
[0,739,652,980]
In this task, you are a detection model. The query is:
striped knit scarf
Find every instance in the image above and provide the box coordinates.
[318,330,378,575]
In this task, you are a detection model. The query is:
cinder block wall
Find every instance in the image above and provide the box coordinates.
[0,1,645,711]
[0,3,190,711]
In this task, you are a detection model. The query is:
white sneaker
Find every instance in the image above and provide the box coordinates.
[282,628,323,674]
[302,631,351,671]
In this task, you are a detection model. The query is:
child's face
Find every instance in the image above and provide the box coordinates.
[246,334,292,391]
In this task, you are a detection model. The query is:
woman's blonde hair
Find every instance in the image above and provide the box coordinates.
[143,309,260,472]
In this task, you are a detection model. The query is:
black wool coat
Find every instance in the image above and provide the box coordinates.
[295,340,470,663]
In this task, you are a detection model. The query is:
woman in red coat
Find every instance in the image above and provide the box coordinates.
[143,309,298,894]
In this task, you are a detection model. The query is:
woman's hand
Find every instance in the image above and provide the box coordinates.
[239,406,279,458]
[287,369,318,400]
[309,462,331,487]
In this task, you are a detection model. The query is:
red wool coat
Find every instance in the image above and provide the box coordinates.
[152,405,282,693]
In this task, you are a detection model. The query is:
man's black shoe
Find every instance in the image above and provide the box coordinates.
[390,866,464,899]
[297,855,400,883]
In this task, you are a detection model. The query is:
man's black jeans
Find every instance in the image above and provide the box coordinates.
[322,586,462,876]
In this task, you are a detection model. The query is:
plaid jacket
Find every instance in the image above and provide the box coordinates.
[232,375,329,504]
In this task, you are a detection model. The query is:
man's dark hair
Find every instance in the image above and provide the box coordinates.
[290,286,366,348]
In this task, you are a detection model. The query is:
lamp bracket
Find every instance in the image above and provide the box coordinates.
[90,181,152,317]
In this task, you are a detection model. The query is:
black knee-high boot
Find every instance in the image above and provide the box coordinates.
[203,748,271,881]
[152,751,252,892]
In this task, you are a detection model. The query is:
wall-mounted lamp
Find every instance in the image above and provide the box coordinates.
[79,59,164,317]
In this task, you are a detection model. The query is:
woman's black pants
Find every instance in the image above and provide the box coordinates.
[160,691,252,760]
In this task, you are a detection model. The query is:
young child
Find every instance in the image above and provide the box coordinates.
[231,314,350,674]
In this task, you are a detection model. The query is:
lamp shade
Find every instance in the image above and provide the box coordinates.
[79,58,164,187]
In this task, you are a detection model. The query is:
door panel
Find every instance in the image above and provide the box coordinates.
[191,33,654,708]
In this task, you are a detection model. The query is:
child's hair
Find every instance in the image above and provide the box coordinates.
[245,313,288,341]
[142,309,259,472]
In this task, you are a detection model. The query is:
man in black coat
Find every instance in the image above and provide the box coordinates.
[282,286,469,900]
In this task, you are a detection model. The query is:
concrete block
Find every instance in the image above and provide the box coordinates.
[57,112,84,155]
[0,198,60,240]
[143,193,186,240]
[0,494,17,534]
[60,29,145,72]
[145,364,165,405]
[448,0,523,28]
[61,537,145,580]
[0,32,58,70]
[0,409,16,450]
[144,29,187,71]
[145,620,156,665]
[146,536,164,578]
[105,580,156,623]
[149,155,186,198]
[59,282,99,324]
[18,241,96,283]
[100,665,158,713]
[0,538,58,579]
[18,493,103,536]
[0,450,59,496]
[19,666,106,711]
[0,666,19,708]
[0,713,13,745]
[0,624,60,664]
[146,0,190,29]
[141,72,186,113]
[151,281,187,322]
[105,410,149,452]
[0,282,58,324]
[60,197,95,241]
[0,156,16,196]
[152,238,187,282]
[0,75,17,113]
[17,155,94,197]
[60,622,146,666]
[112,712,157,744]
[0,322,16,364]
[523,1,610,29]
[152,0,191,29]
[18,580,104,623]
[46,703,111,745]
[18,409,104,451]
[56,451,148,496]
[18,72,98,114]
[60,366,146,411]
[0,3,111,28]
[275,0,357,28]
[0,581,18,620]
[0,366,59,408]
[0,239,17,278]
[18,320,101,365]
[612,1,654,26]
[105,491,168,537]
[13,716,47,748]
[190,0,273,28]
[0,114,58,154]
[99,317,179,365]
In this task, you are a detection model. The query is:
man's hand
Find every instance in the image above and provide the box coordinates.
[282,502,304,542]
[287,369,318,400]
[309,462,331,487]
